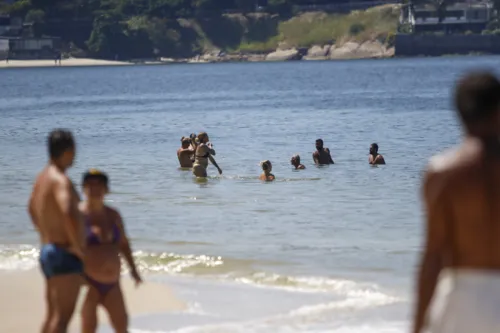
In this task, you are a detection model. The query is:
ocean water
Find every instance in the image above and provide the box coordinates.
[1,56,499,332]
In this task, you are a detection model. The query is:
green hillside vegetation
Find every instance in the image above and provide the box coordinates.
[0,0,400,59]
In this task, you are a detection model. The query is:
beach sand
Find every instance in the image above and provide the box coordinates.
[0,58,131,69]
[0,270,185,333]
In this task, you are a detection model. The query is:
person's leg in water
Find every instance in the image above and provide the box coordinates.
[40,244,83,333]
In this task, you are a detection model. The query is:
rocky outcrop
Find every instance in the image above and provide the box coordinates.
[265,48,301,61]
[247,54,267,62]
[303,45,331,60]
[329,42,360,59]
[329,41,393,60]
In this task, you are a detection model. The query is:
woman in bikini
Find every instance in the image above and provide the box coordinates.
[259,160,275,181]
[192,132,222,177]
[79,169,142,333]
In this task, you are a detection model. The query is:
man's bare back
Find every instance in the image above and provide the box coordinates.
[424,138,500,269]
[413,71,500,333]
[177,148,194,168]
[30,165,84,255]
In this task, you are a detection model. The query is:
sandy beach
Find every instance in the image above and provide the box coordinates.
[0,270,185,333]
[0,58,131,69]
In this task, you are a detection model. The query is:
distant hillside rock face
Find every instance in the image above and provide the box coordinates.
[303,45,331,60]
[329,40,393,60]
[265,48,301,61]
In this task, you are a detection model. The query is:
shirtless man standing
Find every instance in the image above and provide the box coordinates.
[177,137,194,168]
[28,129,85,333]
[312,139,334,165]
[413,72,500,333]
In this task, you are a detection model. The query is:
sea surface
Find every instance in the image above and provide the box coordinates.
[1,56,499,332]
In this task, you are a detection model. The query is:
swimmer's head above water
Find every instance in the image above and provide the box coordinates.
[181,137,191,148]
[315,139,324,151]
[260,160,275,181]
[48,129,76,170]
[455,71,500,135]
[82,169,109,200]
[290,154,305,169]
[261,160,272,172]
[198,132,209,144]
[370,143,379,155]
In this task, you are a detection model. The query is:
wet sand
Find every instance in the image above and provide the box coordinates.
[0,270,185,333]
[0,58,131,69]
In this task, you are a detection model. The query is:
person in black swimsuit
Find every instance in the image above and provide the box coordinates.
[79,169,142,333]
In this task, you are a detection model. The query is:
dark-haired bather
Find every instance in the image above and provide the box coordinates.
[79,169,142,333]
[259,160,275,181]
[369,143,385,165]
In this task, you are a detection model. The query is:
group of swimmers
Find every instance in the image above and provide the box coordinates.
[29,69,500,333]
[178,135,386,181]
[29,130,142,333]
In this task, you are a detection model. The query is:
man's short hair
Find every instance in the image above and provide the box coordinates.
[47,129,75,159]
[455,71,500,124]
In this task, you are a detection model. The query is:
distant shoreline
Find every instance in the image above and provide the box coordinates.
[0,58,132,69]
[1,52,495,70]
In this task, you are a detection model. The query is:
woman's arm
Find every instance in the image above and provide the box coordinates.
[113,208,142,285]
[208,155,222,174]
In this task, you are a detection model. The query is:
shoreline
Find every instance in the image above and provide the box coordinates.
[0,58,132,69]
[0,269,185,333]
[1,52,495,70]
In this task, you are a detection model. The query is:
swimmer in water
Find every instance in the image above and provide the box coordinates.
[192,132,222,177]
[290,154,306,170]
[259,160,275,181]
[177,137,194,168]
[369,143,386,165]
[79,169,142,333]
[313,139,334,165]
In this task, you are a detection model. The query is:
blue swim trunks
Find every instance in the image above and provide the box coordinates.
[39,244,83,279]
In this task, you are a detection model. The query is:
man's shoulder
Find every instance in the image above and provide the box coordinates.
[427,143,479,175]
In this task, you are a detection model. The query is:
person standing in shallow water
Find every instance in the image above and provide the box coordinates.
[368,143,385,165]
[192,132,222,178]
[177,137,194,168]
[413,71,500,333]
[28,129,85,333]
[290,155,306,170]
[79,169,142,333]
[259,160,275,181]
[313,139,334,165]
